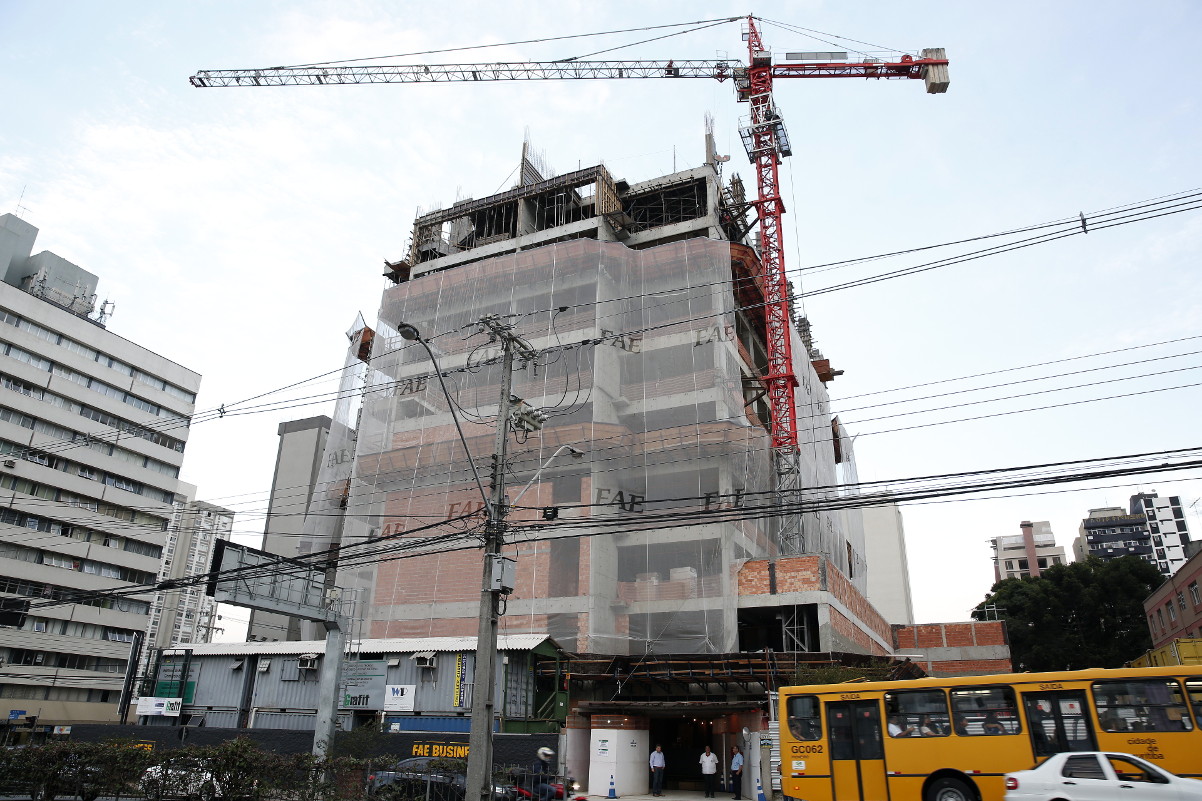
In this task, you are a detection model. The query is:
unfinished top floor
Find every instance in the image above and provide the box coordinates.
[386,157,755,283]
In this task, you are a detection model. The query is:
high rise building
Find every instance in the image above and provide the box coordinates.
[245,415,332,643]
[1073,506,1155,567]
[1072,493,1191,578]
[146,487,234,651]
[298,145,903,657]
[862,501,915,625]
[0,213,199,725]
[991,521,1067,582]
[1130,492,1192,576]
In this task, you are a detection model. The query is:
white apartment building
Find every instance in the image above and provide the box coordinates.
[146,489,233,654]
[1130,492,1192,576]
[991,521,1067,582]
[862,501,916,625]
[0,213,200,726]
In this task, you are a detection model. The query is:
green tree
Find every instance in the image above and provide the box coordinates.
[974,556,1163,671]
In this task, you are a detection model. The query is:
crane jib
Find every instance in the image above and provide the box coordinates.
[188,58,948,88]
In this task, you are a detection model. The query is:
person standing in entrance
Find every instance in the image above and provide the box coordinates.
[729,746,744,800]
[699,746,719,798]
[649,744,666,797]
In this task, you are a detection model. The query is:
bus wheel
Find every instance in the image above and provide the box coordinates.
[925,777,974,801]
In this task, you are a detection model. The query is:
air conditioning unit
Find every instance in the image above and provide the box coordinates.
[415,655,437,669]
[298,654,319,671]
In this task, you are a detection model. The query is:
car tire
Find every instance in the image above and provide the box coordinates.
[925,776,975,801]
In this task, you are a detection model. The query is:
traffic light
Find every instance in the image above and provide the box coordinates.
[0,598,29,628]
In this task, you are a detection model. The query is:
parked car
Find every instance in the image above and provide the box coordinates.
[1005,752,1202,801]
[140,759,222,801]
[367,757,512,801]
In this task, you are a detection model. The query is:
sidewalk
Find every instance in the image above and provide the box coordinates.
[589,791,745,801]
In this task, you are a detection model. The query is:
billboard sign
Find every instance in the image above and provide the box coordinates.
[206,540,329,621]
[136,697,183,717]
[339,660,387,710]
[384,684,417,712]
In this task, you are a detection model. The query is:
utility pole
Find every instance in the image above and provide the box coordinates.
[465,315,537,801]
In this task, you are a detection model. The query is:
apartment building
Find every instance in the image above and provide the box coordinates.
[1073,493,1191,578]
[991,521,1067,582]
[0,213,199,726]
[1131,492,1192,576]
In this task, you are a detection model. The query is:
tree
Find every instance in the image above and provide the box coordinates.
[973,556,1163,672]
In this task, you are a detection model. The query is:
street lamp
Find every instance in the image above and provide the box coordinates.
[509,445,585,507]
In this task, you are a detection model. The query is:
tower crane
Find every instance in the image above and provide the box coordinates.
[191,16,948,556]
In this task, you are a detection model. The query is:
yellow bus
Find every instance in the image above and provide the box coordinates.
[776,665,1201,801]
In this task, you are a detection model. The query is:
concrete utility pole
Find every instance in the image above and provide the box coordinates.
[465,315,537,801]
[312,605,347,760]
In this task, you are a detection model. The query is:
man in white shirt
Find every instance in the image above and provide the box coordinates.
[699,746,719,798]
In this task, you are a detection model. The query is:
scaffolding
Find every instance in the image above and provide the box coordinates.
[336,234,863,655]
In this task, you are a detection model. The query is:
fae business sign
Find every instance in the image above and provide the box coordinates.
[383,684,417,712]
[339,660,387,710]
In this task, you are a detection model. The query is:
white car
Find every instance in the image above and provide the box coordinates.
[140,760,222,801]
[1005,752,1202,800]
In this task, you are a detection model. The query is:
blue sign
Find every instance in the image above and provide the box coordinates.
[9,710,26,720]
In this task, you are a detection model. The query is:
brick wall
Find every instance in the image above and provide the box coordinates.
[919,658,1014,675]
[737,556,892,649]
[892,621,1012,677]
[828,606,890,656]
[824,562,891,644]
[737,556,822,595]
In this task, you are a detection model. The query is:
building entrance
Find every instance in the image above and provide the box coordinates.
[648,717,725,793]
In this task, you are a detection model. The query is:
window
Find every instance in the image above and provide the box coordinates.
[786,695,821,740]
[1168,603,1177,623]
[1105,755,1169,784]
[949,686,1020,735]
[1092,679,1193,732]
[884,689,949,737]
[1061,755,1106,780]
[1189,582,1200,607]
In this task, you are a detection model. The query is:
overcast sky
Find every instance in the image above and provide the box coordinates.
[2,0,1200,635]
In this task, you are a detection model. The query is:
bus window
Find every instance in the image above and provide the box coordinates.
[1092,679,1194,732]
[883,689,949,737]
[786,695,821,741]
[1187,678,1202,724]
[949,686,1021,735]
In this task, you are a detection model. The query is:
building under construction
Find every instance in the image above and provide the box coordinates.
[319,137,894,658]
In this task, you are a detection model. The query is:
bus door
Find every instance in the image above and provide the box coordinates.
[826,700,888,801]
[1021,691,1097,758]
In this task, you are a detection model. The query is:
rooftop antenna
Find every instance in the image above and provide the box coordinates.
[96,299,115,326]
[14,186,31,219]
